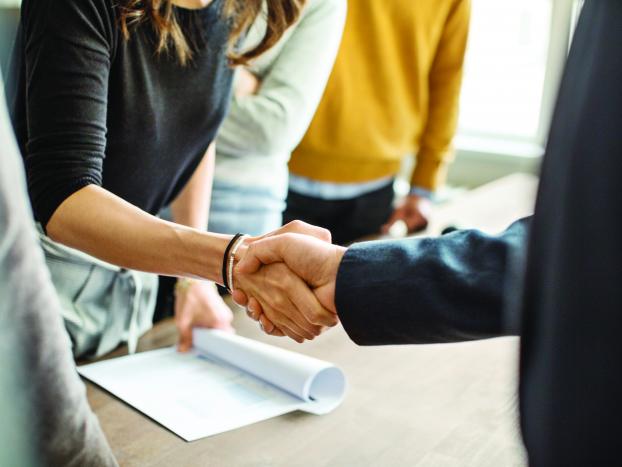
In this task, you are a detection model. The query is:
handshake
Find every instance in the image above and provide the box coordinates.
[231,221,347,343]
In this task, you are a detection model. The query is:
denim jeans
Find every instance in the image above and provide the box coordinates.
[208,180,284,236]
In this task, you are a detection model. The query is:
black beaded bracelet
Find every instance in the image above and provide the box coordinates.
[222,233,244,292]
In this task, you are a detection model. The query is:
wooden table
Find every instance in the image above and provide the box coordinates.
[87,174,538,467]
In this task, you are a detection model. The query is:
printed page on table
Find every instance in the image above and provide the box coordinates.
[194,330,346,414]
[78,330,346,441]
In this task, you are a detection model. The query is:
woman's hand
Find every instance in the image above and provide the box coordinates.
[235,68,261,98]
[175,280,234,352]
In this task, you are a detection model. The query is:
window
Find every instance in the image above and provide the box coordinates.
[457,0,577,149]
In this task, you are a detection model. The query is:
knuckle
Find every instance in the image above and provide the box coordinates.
[327,314,339,326]
[281,273,294,289]
[318,227,332,242]
[273,295,287,310]
[308,309,324,325]
[289,220,304,230]
[281,232,296,244]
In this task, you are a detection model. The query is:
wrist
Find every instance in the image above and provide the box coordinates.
[171,227,232,284]
[224,234,249,292]
[408,186,434,200]
[175,277,196,296]
[175,278,219,296]
[324,245,347,313]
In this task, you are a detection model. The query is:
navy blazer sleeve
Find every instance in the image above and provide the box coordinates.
[335,218,529,345]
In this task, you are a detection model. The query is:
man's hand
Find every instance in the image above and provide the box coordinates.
[235,68,261,98]
[234,261,338,342]
[234,233,346,338]
[175,280,234,352]
[229,221,338,343]
[382,194,432,235]
[255,219,332,244]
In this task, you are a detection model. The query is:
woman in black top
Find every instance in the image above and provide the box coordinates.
[7,0,336,355]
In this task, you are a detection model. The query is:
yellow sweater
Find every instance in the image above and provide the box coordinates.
[290,0,470,191]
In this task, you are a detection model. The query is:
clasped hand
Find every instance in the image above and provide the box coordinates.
[232,221,346,343]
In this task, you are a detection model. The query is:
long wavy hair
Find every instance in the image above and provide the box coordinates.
[118,0,305,66]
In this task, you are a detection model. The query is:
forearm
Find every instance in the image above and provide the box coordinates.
[412,75,461,190]
[171,143,214,230]
[412,73,462,190]
[216,0,345,157]
[410,150,453,191]
[413,0,470,190]
[46,185,229,283]
[336,219,529,345]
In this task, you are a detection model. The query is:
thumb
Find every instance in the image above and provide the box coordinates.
[261,220,332,243]
[236,236,288,274]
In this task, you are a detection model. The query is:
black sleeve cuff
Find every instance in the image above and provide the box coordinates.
[32,175,101,232]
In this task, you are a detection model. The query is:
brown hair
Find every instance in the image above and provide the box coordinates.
[118,0,306,66]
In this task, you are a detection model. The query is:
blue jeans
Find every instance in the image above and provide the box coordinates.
[208,180,284,236]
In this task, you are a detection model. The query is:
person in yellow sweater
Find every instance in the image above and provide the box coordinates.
[286,0,471,245]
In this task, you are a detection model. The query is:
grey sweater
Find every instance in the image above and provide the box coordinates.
[214,0,346,201]
[0,76,117,466]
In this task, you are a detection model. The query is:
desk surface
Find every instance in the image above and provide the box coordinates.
[87,174,538,467]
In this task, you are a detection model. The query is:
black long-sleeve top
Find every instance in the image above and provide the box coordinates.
[7,0,233,228]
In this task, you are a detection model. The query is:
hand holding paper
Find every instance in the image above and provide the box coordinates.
[175,280,235,352]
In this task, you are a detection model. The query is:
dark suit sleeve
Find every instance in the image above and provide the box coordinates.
[335,218,529,345]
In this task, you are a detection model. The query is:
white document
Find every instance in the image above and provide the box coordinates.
[78,329,347,441]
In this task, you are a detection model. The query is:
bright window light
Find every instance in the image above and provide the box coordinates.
[458,0,554,142]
